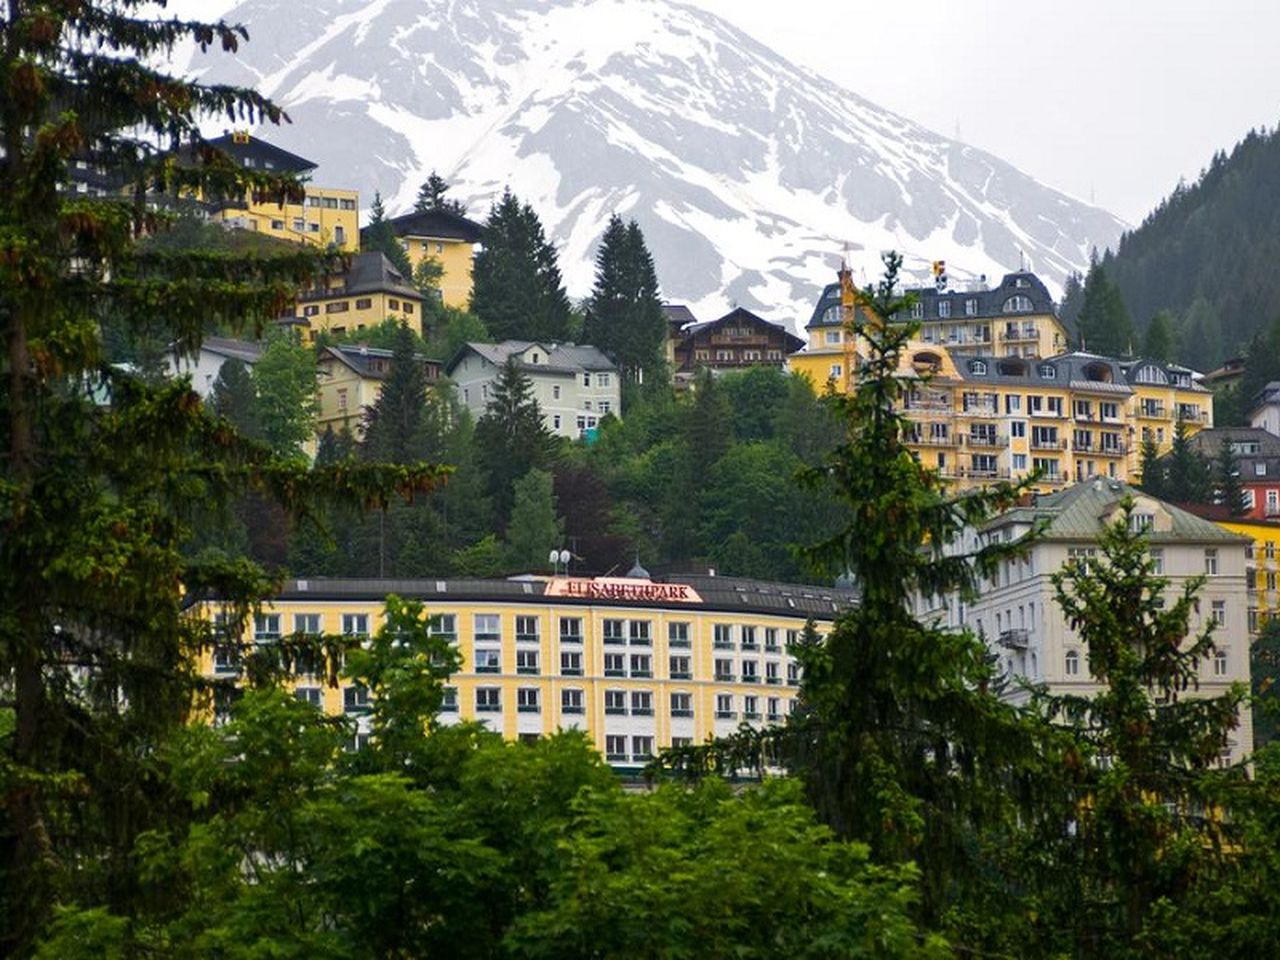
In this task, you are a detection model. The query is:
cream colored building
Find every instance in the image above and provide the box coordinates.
[201,573,853,766]
[920,480,1253,762]
[293,252,424,341]
[315,343,441,439]
[446,341,621,439]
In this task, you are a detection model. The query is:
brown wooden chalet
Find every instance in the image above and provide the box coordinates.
[669,306,804,377]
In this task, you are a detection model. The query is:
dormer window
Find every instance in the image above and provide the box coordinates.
[531,352,540,364]
[938,300,952,319]
[1003,295,1033,313]
[1014,277,1030,288]
[1135,365,1168,385]
[965,298,978,316]
[971,360,987,375]
[910,302,924,320]
[1039,364,1056,379]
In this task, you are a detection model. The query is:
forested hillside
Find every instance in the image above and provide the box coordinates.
[1092,125,1280,369]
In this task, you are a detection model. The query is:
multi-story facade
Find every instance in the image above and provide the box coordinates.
[164,336,263,398]
[293,252,424,340]
[315,344,441,439]
[446,341,621,439]
[920,480,1253,762]
[198,134,359,251]
[201,573,852,767]
[1249,381,1280,436]
[791,270,1070,387]
[366,208,484,309]
[1180,428,1280,520]
[667,306,804,382]
[793,334,1211,491]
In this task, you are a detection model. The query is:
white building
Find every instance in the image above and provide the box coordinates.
[164,336,263,398]
[445,341,621,439]
[921,479,1253,762]
[1248,380,1280,437]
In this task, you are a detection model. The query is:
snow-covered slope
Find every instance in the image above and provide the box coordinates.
[189,0,1125,326]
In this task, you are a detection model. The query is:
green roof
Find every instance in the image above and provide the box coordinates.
[993,479,1248,544]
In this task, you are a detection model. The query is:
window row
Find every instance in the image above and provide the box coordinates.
[469,649,799,682]
[439,687,793,720]
[1064,643,1229,678]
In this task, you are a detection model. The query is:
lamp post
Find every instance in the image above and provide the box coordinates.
[548,548,571,576]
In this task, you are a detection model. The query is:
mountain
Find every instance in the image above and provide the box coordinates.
[188,0,1125,326]
[1099,126,1280,371]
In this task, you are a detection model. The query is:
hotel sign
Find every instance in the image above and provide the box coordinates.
[544,577,702,604]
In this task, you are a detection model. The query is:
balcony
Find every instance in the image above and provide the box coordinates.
[1073,410,1098,423]
[1030,437,1067,451]
[1000,328,1039,342]
[910,433,958,447]
[962,403,1001,419]
[1095,443,1128,457]
[998,628,1029,649]
[964,433,1007,449]
[905,395,953,412]
[963,466,1012,481]
[1138,404,1167,419]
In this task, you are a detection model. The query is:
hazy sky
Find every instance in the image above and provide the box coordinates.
[172,0,1280,225]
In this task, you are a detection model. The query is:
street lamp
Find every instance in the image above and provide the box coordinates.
[548,548,571,576]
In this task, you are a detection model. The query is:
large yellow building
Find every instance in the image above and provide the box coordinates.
[365,208,484,308]
[1199,514,1280,637]
[201,573,854,765]
[315,343,441,439]
[201,134,359,252]
[294,252,424,342]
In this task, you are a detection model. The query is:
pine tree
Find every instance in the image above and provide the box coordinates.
[1165,420,1211,502]
[1138,436,1166,498]
[363,191,413,279]
[208,358,261,440]
[0,6,443,951]
[686,367,733,474]
[583,215,667,388]
[1059,268,1085,334]
[413,170,467,216]
[1142,309,1176,362]
[252,325,318,459]
[470,189,572,342]
[1216,438,1248,517]
[362,321,432,464]
[1077,259,1134,356]
[474,357,561,525]
[504,468,564,570]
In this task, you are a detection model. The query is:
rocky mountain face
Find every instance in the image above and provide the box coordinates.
[190,0,1125,326]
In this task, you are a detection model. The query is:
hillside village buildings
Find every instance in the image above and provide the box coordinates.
[921,480,1254,763]
[164,337,264,398]
[663,305,805,384]
[446,341,621,439]
[315,344,441,439]
[292,251,424,341]
[363,207,484,309]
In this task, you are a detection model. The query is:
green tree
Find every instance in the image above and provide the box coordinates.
[413,170,467,216]
[504,469,564,571]
[1253,618,1280,751]
[1138,436,1166,498]
[470,188,572,342]
[475,358,561,525]
[1142,309,1176,362]
[686,367,733,474]
[362,191,413,279]
[361,320,436,464]
[252,325,318,459]
[722,365,791,442]
[1027,501,1247,954]
[1077,259,1135,356]
[582,215,668,388]
[425,304,490,361]
[1165,419,1212,502]
[1238,315,1280,418]
[208,357,261,440]
[1216,437,1248,517]
[0,4,444,953]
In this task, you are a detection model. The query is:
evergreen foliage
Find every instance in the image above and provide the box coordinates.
[1138,436,1166,498]
[362,191,413,279]
[413,170,467,216]
[504,469,564,570]
[1216,438,1248,517]
[1141,309,1176,361]
[1105,125,1280,370]
[1076,258,1135,356]
[208,358,260,440]
[0,4,444,953]
[474,358,561,526]
[251,326,318,459]
[582,215,668,388]
[1164,420,1212,502]
[361,321,436,464]
[470,189,572,342]
[1237,315,1280,422]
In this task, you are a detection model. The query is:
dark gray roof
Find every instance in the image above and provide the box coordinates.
[990,479,1246,544]
[299,252,421,303]
[1117,358,1210,393]
[663,303,699,331]
[679,306,805,352]
[322,344,440,381]
[366,208,482,243]
[1249,381,1280,416]
[1178,427,1280,477]
[944,350,1133,394]
[202,133,316,174]
[269,573,857,620]
[807,270,1055,329]
[199,337,264,364]
[445,340,616,377]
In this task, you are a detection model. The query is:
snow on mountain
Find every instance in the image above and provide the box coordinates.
[188,0,1126,327]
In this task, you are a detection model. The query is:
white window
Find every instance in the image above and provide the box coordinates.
[829,363,842,380]
[473,648,500,673]
[603,619,626,644]
[669,655,691,679]
[671,692,693,717]
[254,613,281,641]
[787,662,799,685]
[598,373,611,387]
[582,372,591,387]
[632,736,654,760]
[442,687,458,711]
[714,658,734,681]
[474,614,501,642]
[668,622,690,647]
[1150,549,1164,575]
[604,689,627,715]
[604,652,626,677]
[713,624,734,648]
[1204,549,1219,576]
[767,697,782,720]
[598,400,612,415]
[629,620,652,645]
[741,660,759,683]
[605,735,627,761]
[715,693,735,719]
[1213,649,1228,677]
[938,300,952,319]
[517,687,540,713]
[1065,650,1080,676]
[766,661,780,684]
[515,615,539,642]
[293,613,321,634]
[344,685,371,714]
[741,626,757,649]
[1130,512,1154,533]
[553,384,561,400]
[630,691,653,715]
[560,651,583,676]
[1211,600,1226,626]
[559,617,582,643]
[552,415,561,430]
[825,330,842,345]
[561,688,584,714]
[516,649,540,675]
[629,653,652,677]
[294,686,321,707]
[430,613,456,639]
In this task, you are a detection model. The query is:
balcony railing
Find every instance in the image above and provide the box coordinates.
[1000,329,1039,342]
[998,628,1030,649]
[962,404,1001,418]
[910,434,958,447]
[1138,404,1167,418]
[905,396,953,412]
[1030,438,1068,451]
[964,433,1007,449]
[1095,443,1128,457]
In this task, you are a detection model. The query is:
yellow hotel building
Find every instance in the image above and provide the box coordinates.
[789,272,1211,492]
[200,134,359,252]
[1202,515,1280,636]
[202,573,854,766]
[366,208,484,309]
[293,251,425,341]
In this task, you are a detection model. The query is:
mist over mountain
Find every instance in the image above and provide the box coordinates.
[190,0,1125,324]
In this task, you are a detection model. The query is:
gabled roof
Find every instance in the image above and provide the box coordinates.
[299,252,422,303]
[367,207,483,244]
[320,344,439,381]
[444,340,617,377]
[201,133,317,175]
[679,306,804,352]
[662,303,699,332]
[197,337,264,364]
[1249,381,1280,418]
[990,479,1246,544]
[807,270,1057,329]
[1118,357,1211,393]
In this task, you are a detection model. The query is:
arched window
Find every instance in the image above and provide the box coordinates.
[1039,364,1056,379]
[1003,295,1033,313]
[1065,650,1080,676]
[971,359,987,375]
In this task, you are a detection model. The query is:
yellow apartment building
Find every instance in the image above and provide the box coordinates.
[199,573,854,767]
[363,208,484,308]
[1202,515,1280,636]
[293,252,424,341]
[200,133,359,251]
[315,343,441,439]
